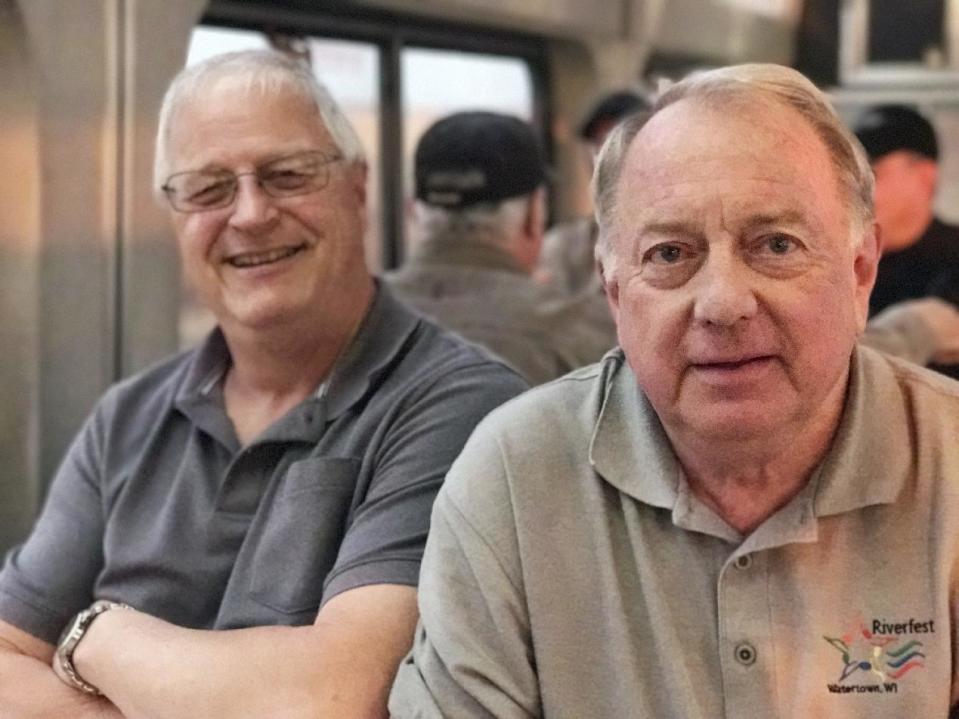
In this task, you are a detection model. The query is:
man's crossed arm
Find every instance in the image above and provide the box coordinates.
[1,583,417,719]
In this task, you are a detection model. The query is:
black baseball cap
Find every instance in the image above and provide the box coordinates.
[415,111,548,209]
[853,105,939,161]
[578,91,649,141]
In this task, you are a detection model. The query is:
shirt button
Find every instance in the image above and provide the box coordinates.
[735,642,757,666]
[734,554,752,570]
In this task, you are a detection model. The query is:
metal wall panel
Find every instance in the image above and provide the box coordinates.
[0,0,205,553]
[0,0,41,550]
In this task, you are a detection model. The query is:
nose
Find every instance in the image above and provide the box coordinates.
[228,175,280,233]
[691,250,758,327]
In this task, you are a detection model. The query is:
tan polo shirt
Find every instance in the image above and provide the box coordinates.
[390,346,959,718]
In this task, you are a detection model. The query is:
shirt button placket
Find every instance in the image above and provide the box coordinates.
[718,551,773,718]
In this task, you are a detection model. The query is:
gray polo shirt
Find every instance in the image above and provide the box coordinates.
[0,285,526,644]
[390,345,959,718]
[385,237,612,385]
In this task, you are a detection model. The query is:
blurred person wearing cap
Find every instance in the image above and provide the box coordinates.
[537,90,650,299]
[0,51,528,719]
[386,111,608,385]
[391,64,959,718]
[854,105,959,377]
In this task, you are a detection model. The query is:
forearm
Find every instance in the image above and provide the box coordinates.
[0,642,123,719]
[76,601,408,719]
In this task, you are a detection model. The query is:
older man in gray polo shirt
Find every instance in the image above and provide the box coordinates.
[0,50,525,718]
[390,64,959,717]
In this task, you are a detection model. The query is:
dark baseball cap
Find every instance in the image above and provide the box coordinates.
[853,105,939,161]
[415,111,547,209]
[578,91,649,141]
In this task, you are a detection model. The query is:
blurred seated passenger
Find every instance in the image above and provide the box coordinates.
[0,50,525,719]
[854,104,959,378]
[390,63,959,718]
[863,296,959,366]
[386,111,608,385]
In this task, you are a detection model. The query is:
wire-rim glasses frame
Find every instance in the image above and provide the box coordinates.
[161,150,344,213]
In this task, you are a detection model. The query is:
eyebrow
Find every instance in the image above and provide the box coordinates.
[638,209,817,237]
[181,148,329,176]
[637,220,700,237]
[741,210,810,230]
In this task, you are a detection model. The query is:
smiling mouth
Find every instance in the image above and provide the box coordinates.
[226,245,306,268]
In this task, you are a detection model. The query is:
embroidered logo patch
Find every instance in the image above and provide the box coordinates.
[823,617,931,694]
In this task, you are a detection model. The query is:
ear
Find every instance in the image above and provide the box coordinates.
[516,188,547,273]
[597,255,621,322]
[920,160,939,199]
[349,161,368,207]
[524,187,547,241]
[853,221,881,332]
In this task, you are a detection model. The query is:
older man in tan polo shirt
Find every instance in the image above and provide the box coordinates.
[390,64,959,718]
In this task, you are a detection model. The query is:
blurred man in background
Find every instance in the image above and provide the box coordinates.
[388,111,608,384]
[854,104,959,377]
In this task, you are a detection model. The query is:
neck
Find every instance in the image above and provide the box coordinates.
[882,208,934,253]
[668,379,847,535]
[221,282,374,444]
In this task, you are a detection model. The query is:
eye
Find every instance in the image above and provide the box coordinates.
[262,168,313,191]
[645,243,686,265]
[760,234,797,255]
[184,177,233,206]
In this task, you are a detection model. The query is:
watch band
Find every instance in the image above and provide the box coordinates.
[55,599,132,695]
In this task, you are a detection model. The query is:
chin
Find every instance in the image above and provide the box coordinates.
[220,301,302,334]
[678,402,787,442]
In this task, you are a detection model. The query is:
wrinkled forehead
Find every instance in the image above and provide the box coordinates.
[622,96,839,201]
[173,74,325,132]
[166,79,330,162]
[611,96,856,243]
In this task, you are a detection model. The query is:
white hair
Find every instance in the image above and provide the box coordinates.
[592,63,875,278]
[413,195,531,248]
[154,49,365,195]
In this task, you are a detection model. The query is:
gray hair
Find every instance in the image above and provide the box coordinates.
[592,63,874,277]
[413,195,531,249]
[154,49,365,194]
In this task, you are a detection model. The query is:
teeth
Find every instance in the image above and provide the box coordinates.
[228,246,302,268]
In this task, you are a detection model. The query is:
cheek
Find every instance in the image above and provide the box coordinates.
[782,278,859,360]
[616,283,686,376]
[176,216,221,261]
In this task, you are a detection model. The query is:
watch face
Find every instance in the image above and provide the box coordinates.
[57,613,81,648]
[56,607,91,656]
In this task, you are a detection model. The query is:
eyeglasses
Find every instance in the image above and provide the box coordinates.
[161,150,343,213]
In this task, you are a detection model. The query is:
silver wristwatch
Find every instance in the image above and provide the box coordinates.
[55,599,131,695]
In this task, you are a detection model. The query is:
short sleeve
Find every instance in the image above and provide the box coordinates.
[320,361,527,603]
[0,402,109,644]
[388,425,541,718]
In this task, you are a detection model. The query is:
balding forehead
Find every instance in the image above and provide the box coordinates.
[622,97,836,191]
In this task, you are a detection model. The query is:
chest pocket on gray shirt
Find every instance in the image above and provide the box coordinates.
[247,457,358,615]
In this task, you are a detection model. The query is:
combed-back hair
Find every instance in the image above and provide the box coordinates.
[154,49,365,195]
[592,63,874,277]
